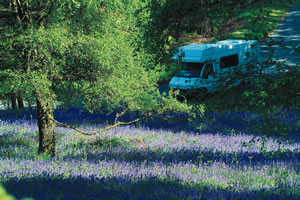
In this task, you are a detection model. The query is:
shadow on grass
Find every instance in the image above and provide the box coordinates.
[1,108,299,139]
[63,143,300,169]
[3,175,299,200]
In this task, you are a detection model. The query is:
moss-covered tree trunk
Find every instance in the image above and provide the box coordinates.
[36,96,56,156]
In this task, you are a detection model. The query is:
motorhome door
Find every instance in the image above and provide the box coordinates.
[200,63,217,92]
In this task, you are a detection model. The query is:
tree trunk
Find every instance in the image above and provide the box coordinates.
[28,101,32,109]
[174,19,182,42]
[11,93,17,110]
[36,96,56,156]
[7,99,10,110]
[17,94,24,109]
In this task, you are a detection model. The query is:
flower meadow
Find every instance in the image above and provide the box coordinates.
[0,109,299,200]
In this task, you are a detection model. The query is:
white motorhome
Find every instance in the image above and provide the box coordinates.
[169,39,261,98]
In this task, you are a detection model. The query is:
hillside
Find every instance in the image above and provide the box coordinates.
[159,0,298,81]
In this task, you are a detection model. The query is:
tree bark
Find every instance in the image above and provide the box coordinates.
[11,93,17,110]
[17,94,24,109]
[7,99,10,110]
[28,101,32,109]
[36,95,56,156]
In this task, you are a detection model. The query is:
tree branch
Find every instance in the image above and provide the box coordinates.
[37,1,54,26]
[53,113,161,136]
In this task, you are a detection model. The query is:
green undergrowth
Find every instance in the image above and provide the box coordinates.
[221,0,294,40]
[198,70,300,136]
[0,184,33,200]
[0,185,14,200]
[158,64,178,82]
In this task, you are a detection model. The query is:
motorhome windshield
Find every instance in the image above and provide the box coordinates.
[177,62,204,77]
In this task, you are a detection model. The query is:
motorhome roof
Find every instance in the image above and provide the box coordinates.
[173,39,258,62]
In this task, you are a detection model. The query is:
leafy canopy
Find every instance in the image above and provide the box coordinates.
[0,0,194,121]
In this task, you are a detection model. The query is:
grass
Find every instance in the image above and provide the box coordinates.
[0,109,299,200]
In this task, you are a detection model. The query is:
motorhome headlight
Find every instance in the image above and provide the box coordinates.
[169,78,179,88]
[169,81,177,88]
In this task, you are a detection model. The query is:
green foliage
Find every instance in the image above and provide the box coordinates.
[37,152,53,161]
[158,64,179,82]
[92,136,132,150]
[147,0,209,62]
[243,65,299,111]
[0,185,15,200]
[0,185,34,200]
[220,0,292,40]
[0,0,194,156]
[204,62,299,136]
[0,0,192,113]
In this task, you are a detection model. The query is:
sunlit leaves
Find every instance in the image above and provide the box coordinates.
[0,185,15,200]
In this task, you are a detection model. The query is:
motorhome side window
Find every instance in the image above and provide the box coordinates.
[220,54,239,69]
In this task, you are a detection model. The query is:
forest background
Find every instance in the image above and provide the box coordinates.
[0,0,299,199]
